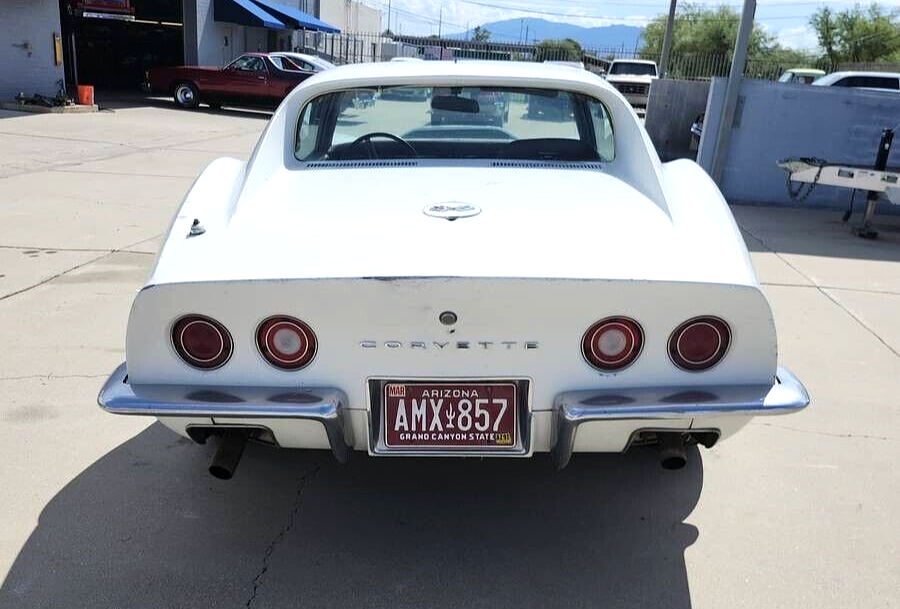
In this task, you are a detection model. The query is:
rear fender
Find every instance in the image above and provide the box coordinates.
[146,157,246,287]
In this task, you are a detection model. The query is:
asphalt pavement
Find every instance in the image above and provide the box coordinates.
[0,100,898,609]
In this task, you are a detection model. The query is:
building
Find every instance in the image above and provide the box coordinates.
[0,0,380,101]
[318,0,379,34]
[0,0,67,101]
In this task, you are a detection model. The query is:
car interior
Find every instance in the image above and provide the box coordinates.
[296,87,614,163]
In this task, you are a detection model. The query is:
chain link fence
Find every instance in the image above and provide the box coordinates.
[294,31,877,82]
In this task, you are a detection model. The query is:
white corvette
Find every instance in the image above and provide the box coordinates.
[98,61,809,478]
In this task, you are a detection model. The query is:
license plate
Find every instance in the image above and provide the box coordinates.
[383,382,517,449]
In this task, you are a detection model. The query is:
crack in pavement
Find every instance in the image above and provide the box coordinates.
[751,421,895,442]
[50,169,197,180]
[0,373,109,382]
[0,234,162,303]
[0,251,112,302]
[0,127,261,180]
[760,281,900,298]
[246,461,324,608]
[742,226,900,361]
[0,244,155,255]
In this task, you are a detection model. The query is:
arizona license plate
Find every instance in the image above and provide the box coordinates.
[383,382,517,449]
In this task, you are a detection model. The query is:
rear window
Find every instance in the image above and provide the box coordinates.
[609,62,657,77]
[832,75,900,90]
[294,86,615,163]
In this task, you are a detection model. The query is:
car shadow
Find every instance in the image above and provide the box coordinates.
[736,204,900,263]
[93,91,273,120]
[0,423,702,608]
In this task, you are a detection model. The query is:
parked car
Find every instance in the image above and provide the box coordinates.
[100,61,809,479]
[269,52,336,73]
[526,92,572,120]
[690,113,704,152]
[430,87,509,126]
[379,84,430,101]
[146,53,315,110]
[812,71,900,91]
[777,68,825,84]
[544,60,585,69]
[604,59,658,111]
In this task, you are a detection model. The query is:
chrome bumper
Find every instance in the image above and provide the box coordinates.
[97,363,352,463]
[551,366,809,469]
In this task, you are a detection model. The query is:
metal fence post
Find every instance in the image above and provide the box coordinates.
[659,0,677,78]
[710,0,756,184]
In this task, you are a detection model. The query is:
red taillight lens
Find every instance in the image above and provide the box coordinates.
[582,317,643,371]
[172,315,232,369]
[256,316,317,370]
[669,317,731,371]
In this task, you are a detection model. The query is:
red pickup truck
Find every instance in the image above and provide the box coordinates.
[147,53,315,110]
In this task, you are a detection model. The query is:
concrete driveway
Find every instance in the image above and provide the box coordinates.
[0,102,898,609]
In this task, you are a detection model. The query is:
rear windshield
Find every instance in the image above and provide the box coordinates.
[609,63,657,76]
[294,86,615,163]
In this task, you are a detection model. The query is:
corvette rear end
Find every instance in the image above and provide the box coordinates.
[98,61,808,478]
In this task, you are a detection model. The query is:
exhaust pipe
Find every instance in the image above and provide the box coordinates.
[657,432,688,470]
[209,429,251,480]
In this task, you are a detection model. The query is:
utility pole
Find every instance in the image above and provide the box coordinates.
[659,0,677,78]
[710,0,756,184]
[387,0,391,33]
[438,3,443,38]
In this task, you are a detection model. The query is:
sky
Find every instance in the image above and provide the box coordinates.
[359,0,900,50]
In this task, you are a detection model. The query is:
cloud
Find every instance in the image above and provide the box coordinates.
[373,0,900,38]
[377,0,650,36]
[777,25,819,50]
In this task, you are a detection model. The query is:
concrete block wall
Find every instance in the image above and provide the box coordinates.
[698,77,900,210]
[0,0,66,100]
[644,79,710,162]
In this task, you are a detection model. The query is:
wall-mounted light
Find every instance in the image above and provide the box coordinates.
[53,33,63,65]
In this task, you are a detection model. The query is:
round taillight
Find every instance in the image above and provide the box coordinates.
[256,316,317,370]
[172,315,232,370]
[669,316,731,371]
[582,317,643,371]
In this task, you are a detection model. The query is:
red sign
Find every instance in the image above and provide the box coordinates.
[74,0,133,15]
[383,382,517,449]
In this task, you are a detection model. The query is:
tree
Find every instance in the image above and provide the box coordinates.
[640,3,776,60]
[472,26,491,43]
[810,7,839,63]
[534,38,583,62]
[810,4,900,63]
[639,3,824,79]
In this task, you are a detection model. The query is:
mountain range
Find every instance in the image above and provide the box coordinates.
[459,18,644,51]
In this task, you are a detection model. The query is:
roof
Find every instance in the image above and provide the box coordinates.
[609,59,657,65]
[212,0,340,32]
[250,0,340,33]
[814,70,900,85]
[213,0,284,29]
[304,60,612,91]
[785,68,825,76]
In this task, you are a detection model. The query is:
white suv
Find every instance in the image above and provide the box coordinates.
[812,71,900,92]
[604,60,658,111]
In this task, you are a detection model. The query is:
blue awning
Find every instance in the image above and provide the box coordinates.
[248,0,341,33]
[214,0,285,29]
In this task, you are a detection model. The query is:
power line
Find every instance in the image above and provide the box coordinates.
[444,0,826,23]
